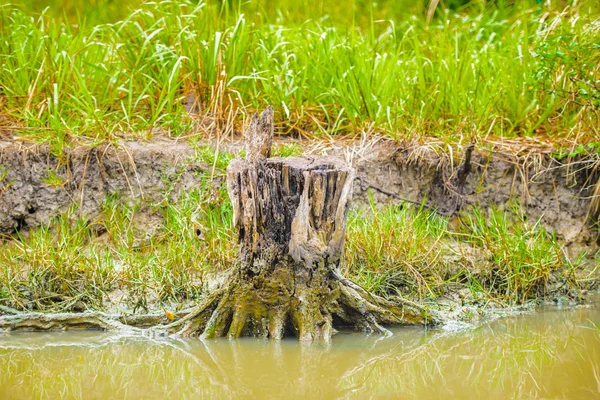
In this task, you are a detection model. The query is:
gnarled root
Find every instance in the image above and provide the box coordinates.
[0,274,435,341]
[158,270,436,342]
[0,311,142,333]
[0,309,200,334]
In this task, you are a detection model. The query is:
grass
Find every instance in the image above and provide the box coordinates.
[0,185,235,312]
[1,0,599,153]
[0,180,591,312]
[457,205,577,302]
[343,196,586,305]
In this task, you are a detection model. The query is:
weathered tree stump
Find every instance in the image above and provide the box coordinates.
[163,107,433,341]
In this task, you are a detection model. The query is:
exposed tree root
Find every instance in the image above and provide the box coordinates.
[151,269,436,342]
[0,311,140,333]
[0,309,196,333]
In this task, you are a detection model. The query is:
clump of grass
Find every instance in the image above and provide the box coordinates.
[40,169,66,187]
[0,186,235,312]
[271,143,303,158]
[345,198,583,304]
[458,206,578,303]
[344,198,449,298]
[193,145,235,172]
[0,206,115,310]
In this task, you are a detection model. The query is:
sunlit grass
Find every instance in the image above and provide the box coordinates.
[0,180,589,311]
[1,0,599,151]
[344,198,585,304]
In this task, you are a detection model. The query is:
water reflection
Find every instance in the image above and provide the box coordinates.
[1,303,599,399]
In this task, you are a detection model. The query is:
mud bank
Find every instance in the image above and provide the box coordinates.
[1,138,598,249]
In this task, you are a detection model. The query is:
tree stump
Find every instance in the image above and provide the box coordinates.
[166,107,433,341]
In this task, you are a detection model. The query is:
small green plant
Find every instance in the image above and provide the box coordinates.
[551,142,600,158]
[41,170,66,187]
[272,143,303,158]
[534,30,600,109]
[194,145,235,171]
[0,166,8,182]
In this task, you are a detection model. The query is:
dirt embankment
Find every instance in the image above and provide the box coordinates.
[1,138,599,250]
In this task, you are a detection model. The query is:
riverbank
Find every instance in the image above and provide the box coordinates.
[0,136,598,328]
[1,0,599,331]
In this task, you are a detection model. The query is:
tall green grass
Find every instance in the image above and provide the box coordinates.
[0,191,586,311]
[344,200,583,304]
[1,0,599,150]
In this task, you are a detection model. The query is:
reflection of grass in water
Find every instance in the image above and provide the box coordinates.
[0,340,232,398]
[0,308,598,398]
[337,312,600,398]
[589,319,600,339]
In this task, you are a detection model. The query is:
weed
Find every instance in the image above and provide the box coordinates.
[0,166,8,182]
[193,145,235,172]
[272,143,303,158]
[40,170,66,187]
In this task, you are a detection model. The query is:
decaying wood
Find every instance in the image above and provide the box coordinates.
[0,311,138,332]
[245,105,274,161]
[0,310,198,332]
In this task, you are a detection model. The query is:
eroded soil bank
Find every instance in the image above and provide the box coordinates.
[1,138,598,249]
[0,137,599,327]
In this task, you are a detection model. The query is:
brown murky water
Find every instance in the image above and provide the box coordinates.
[1,299,599,399]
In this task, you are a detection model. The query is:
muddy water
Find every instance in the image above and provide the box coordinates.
[1,301,599,399]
